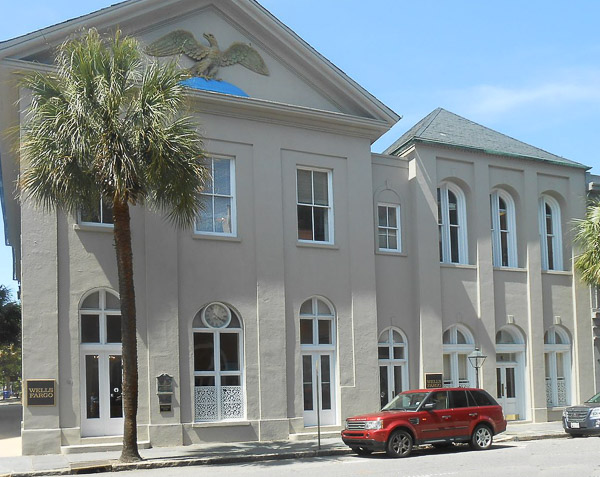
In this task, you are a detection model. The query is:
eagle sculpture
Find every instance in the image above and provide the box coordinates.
[145,30,269,79]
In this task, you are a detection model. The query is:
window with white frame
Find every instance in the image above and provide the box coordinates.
[377,204,401,252]
[544,326,571,407]
[193,303,244,422]
[490,190,517,268]
[437,182,468,264]
[196,157,236,236]
[79,198,114,227]
[539,195,563,271]
[378,328,408,408]
[297,168,333,243]
[442,325,475,387]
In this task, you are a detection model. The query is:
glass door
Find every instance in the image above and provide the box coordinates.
[81,350,123,436]
[302,353,335,426]
[496,365,517,416]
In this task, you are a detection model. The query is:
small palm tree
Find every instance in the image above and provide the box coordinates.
[18,29,208,462]
[574,200,600,287]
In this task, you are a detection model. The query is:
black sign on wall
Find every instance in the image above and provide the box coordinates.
[425,373,443,389]
[26,380,56,406]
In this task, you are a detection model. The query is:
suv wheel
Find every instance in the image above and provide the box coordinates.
[470,424,493,450]
[386,429,413,458]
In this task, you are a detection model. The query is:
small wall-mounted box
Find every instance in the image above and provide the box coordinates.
[156,374,174,412]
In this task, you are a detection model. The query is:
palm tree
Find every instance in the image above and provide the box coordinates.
[574,200,600,287]
[18,29,208,462]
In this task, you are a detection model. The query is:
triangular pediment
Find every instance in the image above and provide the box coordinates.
[0,0,398,126]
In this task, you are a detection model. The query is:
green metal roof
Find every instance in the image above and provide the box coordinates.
[384,108,588,170]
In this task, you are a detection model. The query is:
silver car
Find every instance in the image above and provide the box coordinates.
[563,392,600,436]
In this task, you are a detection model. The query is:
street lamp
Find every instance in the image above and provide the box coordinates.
[468,348,487,388]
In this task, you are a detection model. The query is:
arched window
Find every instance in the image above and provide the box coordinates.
[193,303,244,422]
[79,289,123,437]
[544,326,571,407]
[539,195,563,271]
[378,328,408,408]
[300,297,337,426]
[490,190,517,268]
[443,325,475,387]
[438,182,468,264]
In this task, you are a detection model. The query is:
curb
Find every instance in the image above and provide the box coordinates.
[495,433,568,443]
[1,448,353,477]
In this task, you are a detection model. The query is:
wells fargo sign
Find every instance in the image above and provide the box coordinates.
[425,373,443,389]
[26,380,56,406]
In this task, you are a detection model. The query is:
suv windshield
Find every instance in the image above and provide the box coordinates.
[382,391,429,411]
[585,392,600,404]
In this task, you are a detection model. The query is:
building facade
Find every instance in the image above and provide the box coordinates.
[0,0,597,455]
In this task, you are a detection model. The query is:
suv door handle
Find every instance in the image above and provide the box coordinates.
[442,415,451,419]
[469,413,478,417]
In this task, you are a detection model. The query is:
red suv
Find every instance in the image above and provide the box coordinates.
[341,388,507,457]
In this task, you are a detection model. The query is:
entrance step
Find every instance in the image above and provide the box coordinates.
[62,438,151,454]
[289,426,343,441]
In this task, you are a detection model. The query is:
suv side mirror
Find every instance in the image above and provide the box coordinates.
[423,402,436,411]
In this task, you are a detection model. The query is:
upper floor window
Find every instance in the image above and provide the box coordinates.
[377,204,401,252]
[297,167,333,243]
[196,157,236,236]
[490,190,517,268]
[539,195,563,271]
[79,198,113,227]
[437,182,467,264]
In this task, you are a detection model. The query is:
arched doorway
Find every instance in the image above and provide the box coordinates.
[443,325,475,387]
[495,326,526,420]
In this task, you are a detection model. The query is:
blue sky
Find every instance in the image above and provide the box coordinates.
[1,0,599,298]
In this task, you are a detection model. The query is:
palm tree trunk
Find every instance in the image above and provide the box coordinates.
[113,199,141,462]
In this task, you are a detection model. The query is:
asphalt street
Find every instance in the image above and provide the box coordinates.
[0,403,21,439]
[94,437,600,477]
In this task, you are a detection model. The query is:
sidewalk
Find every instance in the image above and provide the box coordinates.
[0,421,566,477]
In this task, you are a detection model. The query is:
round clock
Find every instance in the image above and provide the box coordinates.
[202,302,231,328]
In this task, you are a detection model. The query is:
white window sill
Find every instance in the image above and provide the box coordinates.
[192,420,251,428]
[376,249,406,257]
[493,267,527,273]
[440,262,476,270]
[542,270,572,276]
[297,241,338,250]
[73,224,114,233]
[192,233,241,243]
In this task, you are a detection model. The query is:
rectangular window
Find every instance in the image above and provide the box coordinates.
[297,168,333,243]
[377,204,401,252]
[196,157,236,236]
[80,199,113,227]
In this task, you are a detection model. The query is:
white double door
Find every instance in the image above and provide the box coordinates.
[302,352,336,427]
[81,348,123,437]
[496,364,518,417]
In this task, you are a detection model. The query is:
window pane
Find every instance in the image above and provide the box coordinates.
[506,368,516,398]
[214,196,232,234]
[557,353,565,377]
[81,315,100,343]
[388,231,397,250]
[501,231,509,266]
[300,300,313,315]
[437,188,442,225]
[471,390,494,406]
[195,376,215,386]
[300,319,313,345]
[313,171,329,206]
[451,390,469,408]
[202,158,214,193]
[448,191,458,225]
[221,375,240,386]
[302,355,313,411]
[388,207,397,228]
[194,333,215,371]
[392,330,403,344]
[297,170,313,204]
[378,346,389,359]
[457,330,467,344]
[547,237,554,269]
[458,354,468,381]
[321,355,331,410]
[101,200,114,224]
[378,206,387,227]
[450,226,459,262]
[378,232,388,249]
[197,195,214,232]
[81,292,100,310]
[106,315,121,343]
[317,299,332,315]
[85,355,100,419]
[555,332,565,345]
[109,355,123,418]
[318,319,332,344]
[380,366,388,408]
[105,293,120,310]
[81,202,101,223]
[313,207,329,242]
[443,354,451,381]
[220,333,239,371]
[393,346,404,360]
[297,205,313,240]
[442,330,451,344]
[213,159,231,195]
[393,366,403,395]
[496,368,502,398]
[439,224,443,261]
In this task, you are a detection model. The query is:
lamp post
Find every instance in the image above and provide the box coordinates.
[468,348,487,388]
